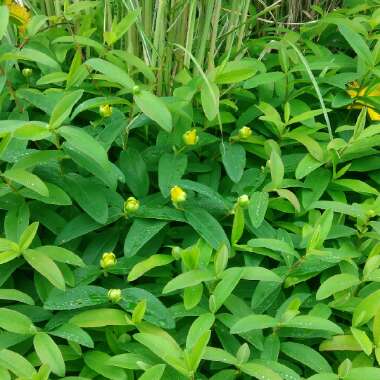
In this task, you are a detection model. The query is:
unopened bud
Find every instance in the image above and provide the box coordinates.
[100,252,117,269]
[107,288,122,303]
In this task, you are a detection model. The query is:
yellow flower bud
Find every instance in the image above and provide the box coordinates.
[183,129,199,146]
[124,196,140,214]
[99,104,113,118]
[22,68,32,78]
[100,252,117,269]
[107,288,122,303]
[171,246,182,260]
[367,209,376,218]
[239,126,252,139]
[170,185,187,204]
[238,194,250,207]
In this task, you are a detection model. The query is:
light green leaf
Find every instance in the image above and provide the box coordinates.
[23,249,65,290]
[3,169,49,197]
[201,81,219,121]
[70,308,129,327]
[49,90,83,129]
[35,245,84,267]
[0,6,9,39]
[231,314,278,334]
[163,269,215,294]
[134,90,172,132]
[0,349,36,378]
[248,192,269,228]
[128,255,174,282]
[316,274,360,300]
[0,308,36,334]
[85,58,134,89]
[33,333,65,377]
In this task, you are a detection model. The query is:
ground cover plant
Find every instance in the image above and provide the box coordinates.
[1,0,380,379]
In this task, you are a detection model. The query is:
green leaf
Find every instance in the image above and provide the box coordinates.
[50,323,94,348]
[213,267,244,311]
[19,222,39,251]
[296,154,324,179]
[64,175,108,224]
[0,6,9,40]
[134,332,189,376]
[231,205,245,243]
[220,143,246,183]
[345,368,380,380]
[242,267,282,282]
[44,286,107,310]
[231,314,278,334]
[138,364,166,380]
[281,342,332,373]
[338,24,374,66]
[283,315,343,334]
[23,249,65,290]
[35,246,84,267]
[49,90,83,129]
[59,126,108,167]
[134,90,172,132]
[108,353,146,370]
[120,148,149,197]
[215,59,262,84]
[84,351,127,380]
[353,289,380,327]
[185,208,229,250]
[124,219,167,257]
[186,313,215,349]
[201,81,219,121]
[163,269,215,294]
[240,362,282,380]
[128,255,174,281]
[3,169,49,197]
[351,327,373,356]
[0,308,36,334]
[158,153,187,197]
[269,150,284,188]
[0,349,36,378]
[244,72,285,89]
[33,333,65,377]
[85,58,134,89]
[316,274,360,300]
[248,192,269,228]
[70,308,129,327]
[0,289,34,305]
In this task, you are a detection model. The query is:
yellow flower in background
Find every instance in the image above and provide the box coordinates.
[100,252,117,269]
[5,0,30,32]
[183,129,199,145]
[124,196,140,214]
[170,185,187,204]
[107,289,122,303]
[347,81,380,121]
[238,126,252,139]
[99,104,113,118]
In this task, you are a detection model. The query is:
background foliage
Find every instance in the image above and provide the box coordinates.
[1,0,380,379]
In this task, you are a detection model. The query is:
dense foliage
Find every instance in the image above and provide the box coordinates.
[1,0,380,379]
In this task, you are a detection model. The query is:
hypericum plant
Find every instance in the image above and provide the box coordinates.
[1,1,380,379]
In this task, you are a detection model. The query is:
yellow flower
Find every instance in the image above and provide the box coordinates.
[238,126,252,139]
[6,0,30,29]
[183,129,199,145]
[100,252,117,269]
[22,68,32,77]
[347,81,380,121]
[237,194,250,207]
[107,289,122,303]
[170,185,187,204]
[99,104,113,118]
[124,196,140,214]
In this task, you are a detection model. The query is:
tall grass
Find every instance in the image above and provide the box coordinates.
[25,0,343,93]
